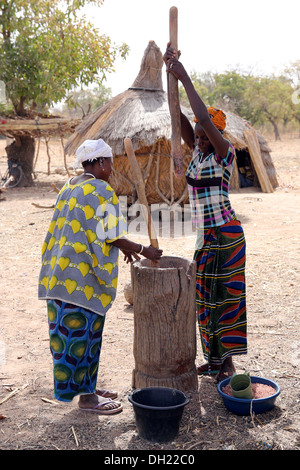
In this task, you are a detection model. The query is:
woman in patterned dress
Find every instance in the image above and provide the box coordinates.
[38,139,162,413]
[164,45,247,383]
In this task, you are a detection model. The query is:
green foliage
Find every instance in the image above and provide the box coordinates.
[62,84,112,117]
[245,75,292,122]
[285,61,300,126]
[181,66,299,138]
[0,0,128,115]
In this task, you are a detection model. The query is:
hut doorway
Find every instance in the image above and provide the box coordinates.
[235,149,255,188]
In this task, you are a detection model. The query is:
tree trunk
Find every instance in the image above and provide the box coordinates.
[5,136,35,186]
[264,110,281,141]
[131,256,198,392]
[271,121,281,141]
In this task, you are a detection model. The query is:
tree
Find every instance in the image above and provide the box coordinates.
[179,70,215,108]
[285,60,300,87]
[285,61,300,136]
[210,71,251,117]
[180,69,258,122]
[244,75,293,140]
[62,84,112,118]
[179,68,296,140]
[0,0,128,185]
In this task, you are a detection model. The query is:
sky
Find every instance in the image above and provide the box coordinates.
[82,0,300,96]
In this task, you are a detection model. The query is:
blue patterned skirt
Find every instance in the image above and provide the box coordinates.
[47,299,106,402]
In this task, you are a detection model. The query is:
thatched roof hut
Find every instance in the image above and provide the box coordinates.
[65,40,278,205]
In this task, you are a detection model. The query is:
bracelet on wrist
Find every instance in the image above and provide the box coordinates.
[136,244,143,254]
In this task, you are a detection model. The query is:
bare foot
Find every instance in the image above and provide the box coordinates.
[197,362,221,375]
[215,357,236,383]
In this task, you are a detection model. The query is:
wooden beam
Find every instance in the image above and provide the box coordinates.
[0,118,80,133]
[169,6,183,178]
[244,128,274,193]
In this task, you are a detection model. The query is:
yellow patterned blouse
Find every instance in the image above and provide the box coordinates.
[38,178,128,316]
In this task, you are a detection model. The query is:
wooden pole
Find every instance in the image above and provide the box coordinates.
[244,128,274,193]
[45,137,51,175]
[124,138,159,266]
[169,6,183,178]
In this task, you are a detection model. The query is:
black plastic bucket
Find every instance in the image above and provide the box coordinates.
[128,387,190,443]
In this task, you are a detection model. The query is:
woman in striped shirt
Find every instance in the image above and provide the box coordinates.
[165,45,247,383]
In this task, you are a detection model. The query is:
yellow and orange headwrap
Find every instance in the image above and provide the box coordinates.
[194,107,227,131]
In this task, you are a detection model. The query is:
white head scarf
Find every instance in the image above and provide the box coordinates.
[74,139,113,169]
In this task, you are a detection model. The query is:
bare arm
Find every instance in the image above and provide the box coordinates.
[164,45,229,158]
[109,237,163,264]
[178,71,229,158]
[180,109,194,149]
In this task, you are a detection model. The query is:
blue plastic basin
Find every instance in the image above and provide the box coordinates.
[217,376,280,415]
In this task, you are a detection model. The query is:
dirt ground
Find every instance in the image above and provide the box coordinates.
[0,134,299,452]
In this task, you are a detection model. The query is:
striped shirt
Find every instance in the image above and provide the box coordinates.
[186,141,236,228]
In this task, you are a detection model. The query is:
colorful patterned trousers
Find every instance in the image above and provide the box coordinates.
[194,219,247,365]
[47,299,106,402]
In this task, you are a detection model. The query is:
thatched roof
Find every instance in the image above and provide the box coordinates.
[65,40,278,200]
[65,41,193,156]
[65,40,271,157]
[224,112,271,153]
[65,88,171,156]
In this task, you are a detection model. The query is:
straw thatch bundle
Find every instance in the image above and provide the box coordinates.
[65,40,278,204]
